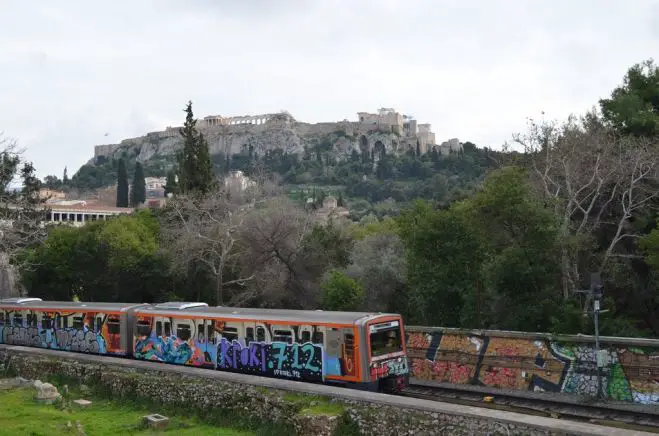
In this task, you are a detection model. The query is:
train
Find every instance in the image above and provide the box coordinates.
[0,298,410,393]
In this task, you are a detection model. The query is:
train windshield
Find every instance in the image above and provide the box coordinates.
[369,320,403,357]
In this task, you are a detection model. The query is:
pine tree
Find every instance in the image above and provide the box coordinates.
[63,166,69,185]
[116,159,129,207]
[129,162,146,207]
[177,101,214,195]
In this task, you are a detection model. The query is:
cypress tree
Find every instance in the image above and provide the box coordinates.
[130,162,146,207]
[164,169,179,197]
[116,159,129,207]
[177,101,214,195]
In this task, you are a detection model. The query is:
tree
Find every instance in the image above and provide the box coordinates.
[515,114,659,300]
[321,270,364,311]
[63,166,69,185]
[161,185,256,306]
[130,162,146,207]
[22,210,167,302]
[600,59,659,137]
[177,101,214,195]
[116,158,129,207]
[0,134,49,278]
[164,169,179,197]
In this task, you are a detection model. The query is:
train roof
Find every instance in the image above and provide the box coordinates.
[136,304,397,325]
[0,299,147,313]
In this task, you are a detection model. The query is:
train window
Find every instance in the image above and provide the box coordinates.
[312,332,324,345]
[61,316,69,329]
[197,323,205,342]
[176,324,191,341]
[72,316,84,329]
[0,312,5,325]
[13,313,23,326]
[136,320,151,336]
[164,322,171,337]
[344,333,355,357]
[96,317,103,332]
[56,315,62,329]
[301,330,311,343]
[273,330,293,344]
[369,323,403,357]
[31,314,38,327]
[26,314,33,327]
[107,317,120,334]
[207,321,216,345]
[222,327,238,341]
[156,321,163,337]
[246,327,254,343]
[256,327,266,342]
[42,315,53,330]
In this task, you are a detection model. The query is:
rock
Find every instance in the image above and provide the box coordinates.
[33,380,43,389]
[293,414,339,436]
[34,382,61,404]
[73,399,92,407]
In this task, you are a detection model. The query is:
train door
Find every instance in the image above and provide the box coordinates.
[106,314,122,353]
[325,328,344,378]
[196,318,215,366]
[341,327,358,378]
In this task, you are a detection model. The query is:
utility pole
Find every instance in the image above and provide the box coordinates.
[574,272,608,400]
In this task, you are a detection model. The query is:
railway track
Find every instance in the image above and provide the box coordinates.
[400,384,659,433]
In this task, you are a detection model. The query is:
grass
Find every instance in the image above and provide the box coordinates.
[282,392,345,416]
[0,387,254,436]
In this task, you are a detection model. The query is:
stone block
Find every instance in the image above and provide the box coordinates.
[73,399,92,407]
[143,414,170,430]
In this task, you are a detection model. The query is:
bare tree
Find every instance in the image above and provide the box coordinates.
[514,113,659,300]
[161,187,255,306]
[239,197,317,307]
[0,133,49,297]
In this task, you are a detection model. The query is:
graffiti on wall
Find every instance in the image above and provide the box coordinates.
[0,311,109,354]
[406,330,659,405]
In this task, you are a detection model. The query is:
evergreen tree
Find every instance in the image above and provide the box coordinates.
[130,162,146,207]
[177,101,214,195]
[62,166,69,185]
[416,139,421,158]
[116,159,129,207]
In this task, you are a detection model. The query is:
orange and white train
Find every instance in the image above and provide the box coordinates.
[0,298,409,392]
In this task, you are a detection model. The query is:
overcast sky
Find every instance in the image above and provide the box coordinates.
[2,0,658,179]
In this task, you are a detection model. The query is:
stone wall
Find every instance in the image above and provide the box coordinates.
[406,327,659,406]
[0,345,623,436]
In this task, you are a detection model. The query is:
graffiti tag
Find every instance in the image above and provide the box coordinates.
[217,339,323,381]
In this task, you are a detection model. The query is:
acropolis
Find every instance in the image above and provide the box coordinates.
[93,108,461,165]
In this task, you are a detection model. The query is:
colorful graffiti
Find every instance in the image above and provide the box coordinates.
[218,338,323,381]
[0,313,109,354]
[370,357,409,380]
[406,329,659,405]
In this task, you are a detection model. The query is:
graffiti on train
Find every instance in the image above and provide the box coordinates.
[406,329,659,405]
[0,324,107,353]
[218,338,323,381]
[371,358,408,380]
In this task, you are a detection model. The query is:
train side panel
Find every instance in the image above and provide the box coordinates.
[0,305,131,356]
[132,313,363,385]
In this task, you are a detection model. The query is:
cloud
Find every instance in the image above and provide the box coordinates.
[1,0,658,178]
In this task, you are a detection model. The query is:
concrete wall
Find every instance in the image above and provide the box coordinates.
[406,327,659,406]
[0,345,631,436]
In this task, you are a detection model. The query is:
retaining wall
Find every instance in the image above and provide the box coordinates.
[0,345,643,436]
[406,327,659,405]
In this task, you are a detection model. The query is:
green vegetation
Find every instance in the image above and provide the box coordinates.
[0,387,253,435]
[116,158,128,207]
[130,162,146,206]
[6,58,659,337]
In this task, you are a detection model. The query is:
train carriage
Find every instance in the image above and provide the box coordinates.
[132,303,410,392]
[0,298,146,356]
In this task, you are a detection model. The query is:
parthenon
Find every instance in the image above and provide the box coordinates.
[202,113,277,126]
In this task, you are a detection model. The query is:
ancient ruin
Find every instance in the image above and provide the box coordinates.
[92,108,462,166]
